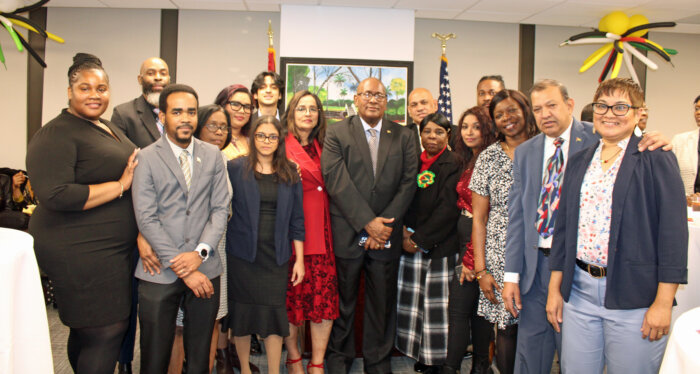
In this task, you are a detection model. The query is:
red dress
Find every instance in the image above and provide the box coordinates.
[456,168,475,270]
[285,139,339,325]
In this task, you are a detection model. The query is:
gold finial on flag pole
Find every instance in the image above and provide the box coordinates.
[268,20,274,48]
[431,33,456,56]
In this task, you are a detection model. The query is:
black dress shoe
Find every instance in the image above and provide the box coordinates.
[415,361,429,372]
[250,334,262,355]
[117,363,132,374]
[441,365,459,374]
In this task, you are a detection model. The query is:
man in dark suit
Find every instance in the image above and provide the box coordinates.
[111,57,171,148]
[132,84,229,373]
[322,78,418,374]
[407,87,460,151]
[110,56,171,374]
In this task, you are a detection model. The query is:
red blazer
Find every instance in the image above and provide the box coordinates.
[285,135,333,256]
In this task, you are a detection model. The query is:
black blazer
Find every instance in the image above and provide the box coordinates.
[404,150,461,259]
[111,95,161,148]
[226,157,305,266]
[550,135,688,309]
[321,115,418,260]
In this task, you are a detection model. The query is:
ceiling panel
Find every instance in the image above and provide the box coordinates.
[468,0,563,15]
[320,0,398,9]
[415,9,463,19]
[245,2,280,11]
[456,10,530,24]
[522,2,611,27]
[172,0,246,10]
[394,0,478,11]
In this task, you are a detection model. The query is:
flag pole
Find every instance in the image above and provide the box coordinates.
[431,33,456,123]
[267,20,276,72]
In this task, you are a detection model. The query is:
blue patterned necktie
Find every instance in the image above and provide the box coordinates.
[536,137,565,238]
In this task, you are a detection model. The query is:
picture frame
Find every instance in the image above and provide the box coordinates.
[280,57,413,125]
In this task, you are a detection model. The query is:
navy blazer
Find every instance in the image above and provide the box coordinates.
[550,135,688,309]
[226,157,305,265]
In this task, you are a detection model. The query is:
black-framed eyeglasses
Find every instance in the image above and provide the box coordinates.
[592,102,638,116]
[229,101,252,113]
[204,123,229,133]
[295,106,319,113]
[254,133,279,143]
[358,91,387,101]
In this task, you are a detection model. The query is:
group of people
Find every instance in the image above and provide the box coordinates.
[25,51,690,374]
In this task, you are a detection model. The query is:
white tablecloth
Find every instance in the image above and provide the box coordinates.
[0,228,53,373]
[673,210,700,326]
[661,307,700,373]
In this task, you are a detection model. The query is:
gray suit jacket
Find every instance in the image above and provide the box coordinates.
[132,136,229,284]
[111,95,161,148]
[321,115,418,261]
[504,118,597,294]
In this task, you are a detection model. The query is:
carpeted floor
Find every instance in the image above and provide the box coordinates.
[48,306,558,373]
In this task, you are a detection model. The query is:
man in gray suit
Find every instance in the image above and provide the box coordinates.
[322,77,418,374]
[111,57,171,148]
[502,79,668,373]
[132,84,229,373]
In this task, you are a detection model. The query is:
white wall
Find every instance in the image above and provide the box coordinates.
[414,18,519,119]
[0,31,28,169]
[43,7,161,124]
[177,10,280,105]
[646,31,700,138]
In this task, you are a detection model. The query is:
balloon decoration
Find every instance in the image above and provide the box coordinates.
[0,0,64,68]
[560,11,678,84]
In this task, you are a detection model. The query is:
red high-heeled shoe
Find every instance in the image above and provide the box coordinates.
[307,361,324,373]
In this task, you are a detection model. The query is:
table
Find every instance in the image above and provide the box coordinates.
[660,307,700,373]
[0,228,53,373]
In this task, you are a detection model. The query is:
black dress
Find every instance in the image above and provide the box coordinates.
[228,172,290,337]
[27,109,138,328]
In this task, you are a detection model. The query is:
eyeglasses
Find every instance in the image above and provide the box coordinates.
[204,123,229,133]
[254,132,279,143]
[358,91,387,101]
[295,106,319,113]
[229,101,252,113]
[592,102,638,116]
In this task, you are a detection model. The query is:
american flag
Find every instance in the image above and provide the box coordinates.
[437,56,453,123]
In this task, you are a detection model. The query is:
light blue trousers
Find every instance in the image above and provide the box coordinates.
[560,266,667,374]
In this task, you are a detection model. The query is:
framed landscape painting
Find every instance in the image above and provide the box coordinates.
[280,57,413,125]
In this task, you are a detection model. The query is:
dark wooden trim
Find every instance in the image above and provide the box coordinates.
[518,24,535,94]
[160,9,178,82]
[27,7,47,144]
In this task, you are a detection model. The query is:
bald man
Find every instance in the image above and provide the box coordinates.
[112,57,171,148]
[408,88,459,151]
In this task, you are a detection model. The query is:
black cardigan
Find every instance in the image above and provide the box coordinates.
[404,150,461,259]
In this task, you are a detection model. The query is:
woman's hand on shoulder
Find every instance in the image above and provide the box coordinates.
[119,148,139,191]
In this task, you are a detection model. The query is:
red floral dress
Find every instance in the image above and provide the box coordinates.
[285,143,339,325]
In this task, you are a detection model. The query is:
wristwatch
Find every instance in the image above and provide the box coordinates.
[194,248,209,262]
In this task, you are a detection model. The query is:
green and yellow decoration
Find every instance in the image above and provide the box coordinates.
[417,170,436,189]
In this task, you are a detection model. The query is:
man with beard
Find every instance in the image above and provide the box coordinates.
[133,84,229,373]
[112,57,171,148]
[110,56,171,374]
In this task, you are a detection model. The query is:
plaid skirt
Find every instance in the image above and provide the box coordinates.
[395,251,457,365]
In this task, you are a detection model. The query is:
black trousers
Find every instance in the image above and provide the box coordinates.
[138,276,220,374]
[327,254,399,374]
[444,271,494,368]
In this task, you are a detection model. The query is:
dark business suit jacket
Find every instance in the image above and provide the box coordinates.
[226,157,305,266]
[404,150,461,259]
[111,95,161,148]
[550,135,688,309]
[321,115,418,261]
[505,119,597,294]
